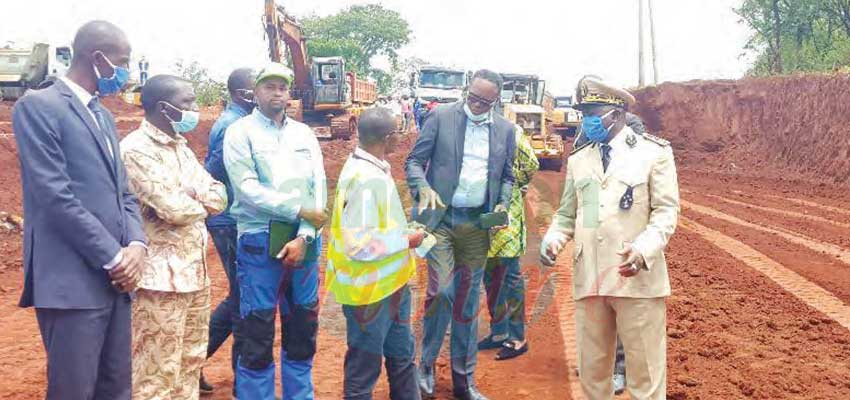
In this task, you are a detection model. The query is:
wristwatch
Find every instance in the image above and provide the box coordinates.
[297,234,315,245]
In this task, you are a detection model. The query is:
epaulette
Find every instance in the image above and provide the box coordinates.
[641,132,670,147]
[570,141,593,155]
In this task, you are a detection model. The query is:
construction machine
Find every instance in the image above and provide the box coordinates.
[0,42,72,100]
[550,95,582,139]
[264,0,376,139]
[410,66,468,104]
[499,73,564,171]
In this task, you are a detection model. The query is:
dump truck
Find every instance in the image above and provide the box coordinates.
[0,42,72,100]
[264,0,376,139]
[499,73,564,171]
[550,95,582,139]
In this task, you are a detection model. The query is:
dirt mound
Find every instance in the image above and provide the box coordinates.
[632,74,850,186]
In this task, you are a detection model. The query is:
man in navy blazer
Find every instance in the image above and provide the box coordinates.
[405,69,516,400]
[12,21,146,400]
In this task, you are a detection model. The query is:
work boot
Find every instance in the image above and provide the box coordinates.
[199,371,213,395]
[418,363,436,399]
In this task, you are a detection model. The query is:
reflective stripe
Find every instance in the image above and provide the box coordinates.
[326,172,416,305]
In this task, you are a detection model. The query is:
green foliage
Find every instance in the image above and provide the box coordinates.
[737,0,850,75]
[300,4,411,94]
[174,60,227,106]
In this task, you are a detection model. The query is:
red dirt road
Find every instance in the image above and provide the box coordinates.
[2,74,850,399]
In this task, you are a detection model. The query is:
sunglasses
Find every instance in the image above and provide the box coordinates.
[466,91,499,108]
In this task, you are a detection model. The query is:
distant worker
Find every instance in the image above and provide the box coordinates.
[121,74,227,399]
[541,77,680,400]
[13,20,146,400]
[401,95,413,133]
[223,63,328,400]
[139,56,149,86]
[406,69,517,400]
[200,67,255,396]
[478,124,538,360]
[326,107,427,400]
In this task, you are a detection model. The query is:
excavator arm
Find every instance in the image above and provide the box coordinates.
[263,0,310,95]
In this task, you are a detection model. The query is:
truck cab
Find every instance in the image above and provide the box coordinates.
[411,66,468,104]
[0,42,72,99]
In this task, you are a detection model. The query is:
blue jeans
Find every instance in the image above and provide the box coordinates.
[207,224,240,388]
[235,231,320,400]
[342,286,419,400]
[483,257,526,342]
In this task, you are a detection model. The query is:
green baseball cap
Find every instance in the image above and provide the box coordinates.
[255,63,294,85]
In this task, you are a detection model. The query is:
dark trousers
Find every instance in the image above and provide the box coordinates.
[420,207,489,390]
[207,224,241,385]
[36,294,131,400]
[343,286,420,400]
[483,256,526,342]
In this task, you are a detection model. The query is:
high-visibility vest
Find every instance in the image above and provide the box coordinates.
[325,173,416,306]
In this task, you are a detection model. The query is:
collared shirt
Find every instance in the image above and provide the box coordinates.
[223,109,327,237]
[60,77,114,159]
[603,125,634,173]
[451,117,491,208]
[204,102,250,227]
[121,120,227,292]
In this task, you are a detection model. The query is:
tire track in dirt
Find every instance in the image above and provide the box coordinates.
[681,188,850,225]
[681,199,850,265]
[663,229,850,399]
[551,247,585,400]
[702,193,850,230]
[762,194,850,217]
[681,218,850,330]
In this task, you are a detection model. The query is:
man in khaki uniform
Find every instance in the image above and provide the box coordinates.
[540,77,679,400]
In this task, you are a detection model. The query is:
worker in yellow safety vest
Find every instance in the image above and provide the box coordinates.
[326,107,430,400]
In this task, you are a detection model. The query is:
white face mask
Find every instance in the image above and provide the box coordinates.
[463,102,490,123]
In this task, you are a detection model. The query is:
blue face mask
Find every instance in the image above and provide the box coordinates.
[93,52,130,96]
[161,102,200,134]
[582,109,617,143]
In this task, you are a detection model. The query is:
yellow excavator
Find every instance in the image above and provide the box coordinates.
[263,0,377,139]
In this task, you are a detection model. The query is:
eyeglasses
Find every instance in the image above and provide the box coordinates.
[466,91,499,108]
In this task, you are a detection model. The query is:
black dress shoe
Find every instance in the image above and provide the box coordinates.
[453,384,489,400]
[418,364,436,399]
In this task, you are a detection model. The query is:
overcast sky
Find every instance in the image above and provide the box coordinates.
[1,0,754,94]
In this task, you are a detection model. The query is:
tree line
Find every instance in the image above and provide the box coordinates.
[737,0,850,75]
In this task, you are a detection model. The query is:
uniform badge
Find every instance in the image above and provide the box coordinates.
[626,134,637,148]
[620,186,634,210]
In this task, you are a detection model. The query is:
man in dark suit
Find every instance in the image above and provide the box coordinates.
[405,69,516,400]
[12,21,146,400]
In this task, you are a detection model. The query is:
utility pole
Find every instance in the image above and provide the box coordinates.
[648,0,659,84]
[638,0,645,87]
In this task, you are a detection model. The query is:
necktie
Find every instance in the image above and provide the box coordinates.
[88,98,116,165]
[600,143,612,172]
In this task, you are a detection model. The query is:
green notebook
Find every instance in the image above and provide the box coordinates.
[268,220,319,261]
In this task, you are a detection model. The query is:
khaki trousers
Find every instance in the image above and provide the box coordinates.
[132,287,211,400]
[575,296,666,400]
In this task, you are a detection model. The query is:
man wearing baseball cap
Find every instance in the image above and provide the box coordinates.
[223,62,328,400]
